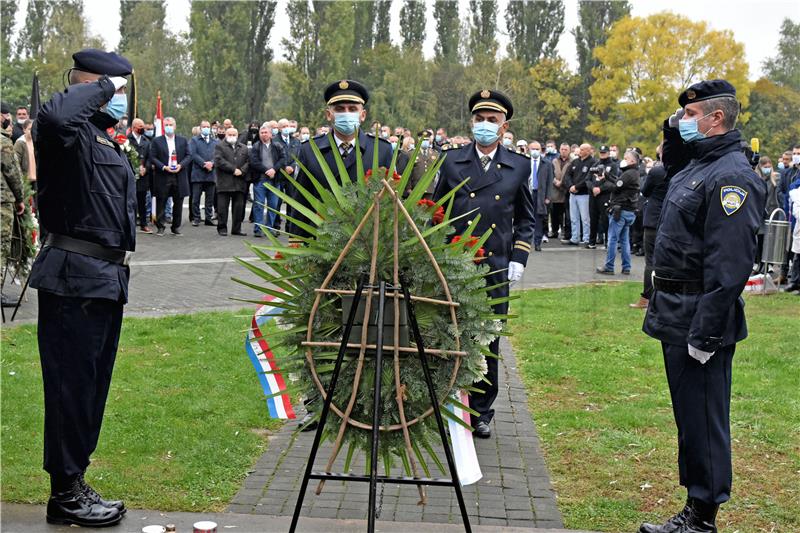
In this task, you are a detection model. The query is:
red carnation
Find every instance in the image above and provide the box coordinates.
[113,134,128,145]
[364,169,373,182]
[432,207,444,225]
[274,252,284,260]
[417,199,435,208]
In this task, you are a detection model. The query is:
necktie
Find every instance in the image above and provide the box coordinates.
[480,155,491,172]
[532,159,539,191]
[340,142,351,157]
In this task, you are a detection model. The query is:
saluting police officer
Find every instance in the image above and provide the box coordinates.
[640,80,765,533]
[29,49,135,527]
[289,80,392,431]
[433,89,535,439]
[288,79,392,243]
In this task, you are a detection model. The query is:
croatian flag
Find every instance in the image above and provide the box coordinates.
[245,296,296,419]
[446,390,482,485]
[153,90,164,136]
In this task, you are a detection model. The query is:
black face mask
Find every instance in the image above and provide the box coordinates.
[1,117,10,130]
[249,128,258,134]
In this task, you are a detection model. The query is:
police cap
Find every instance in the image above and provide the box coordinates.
[324,79,369,106]
[599,145,610,153]
[72,48,132,77]
[469,89,513,120]
[678,79,736,108]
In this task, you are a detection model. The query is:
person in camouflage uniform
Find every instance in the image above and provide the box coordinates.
[1,102,26,266]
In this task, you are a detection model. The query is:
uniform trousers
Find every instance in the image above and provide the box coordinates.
[662,341,735,505]
[217,191,245,234]
[641,227,657,299]
[38,291,123,478]
[589,194,609,245]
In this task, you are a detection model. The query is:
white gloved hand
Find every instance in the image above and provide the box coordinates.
[507,261,524,286]
[109,76,127,90]
[668,108,685,128]
[688,344,714,365]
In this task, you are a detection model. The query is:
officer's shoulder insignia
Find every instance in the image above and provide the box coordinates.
[616,179,624,187]
[720,185,747,216]
[95,135,115,148]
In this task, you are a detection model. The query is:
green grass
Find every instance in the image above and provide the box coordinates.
[1,310,283,511]
[510,282,799,532]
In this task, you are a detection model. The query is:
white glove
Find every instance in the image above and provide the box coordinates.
[688,344,714,365]
[668,108,685,128]
[109,76,127,90]
[507,261,524,286]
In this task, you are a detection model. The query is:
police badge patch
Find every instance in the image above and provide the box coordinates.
[720,185,747,216]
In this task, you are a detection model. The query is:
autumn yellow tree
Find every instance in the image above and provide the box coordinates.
[588,12,750,154]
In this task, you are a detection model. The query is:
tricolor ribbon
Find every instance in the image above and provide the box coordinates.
[245,296,295,419]
[446,390,482,485]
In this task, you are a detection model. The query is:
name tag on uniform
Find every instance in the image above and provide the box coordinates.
[720,185,747,216]
[95,135,115,148]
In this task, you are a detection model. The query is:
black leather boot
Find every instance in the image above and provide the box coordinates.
[639,497,691,533]
[680,499,718,533]
[46,475,123,527]
[79,473,126,514]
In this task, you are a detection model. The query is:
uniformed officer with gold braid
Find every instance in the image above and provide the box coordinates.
[433,89,535,439]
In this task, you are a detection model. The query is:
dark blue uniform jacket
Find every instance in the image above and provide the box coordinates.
[30,77,136,302]
[644,130,766,352]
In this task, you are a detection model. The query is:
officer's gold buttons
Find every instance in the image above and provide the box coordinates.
[491,223,496,229]
[488,252,493,257]
[469,192,475,198]
[497,164,501,169]
[495,195,500,200]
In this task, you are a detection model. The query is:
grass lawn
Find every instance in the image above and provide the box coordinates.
[510,282,799,532]
[1,309,283,511]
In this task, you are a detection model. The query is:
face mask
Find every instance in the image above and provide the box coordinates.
[619,160,629,169]
[678,112,713,143]
[144,129,154,138]
[609,150,617,158]
[408,143,415,151]
[381,131,389,139]
[793,155,800,166]
[530,149,541,159]
[271,128,279,135]
[435,134,442,142]
[761,166,772,176]
[421,140,430,149]
[333,112,361,135]
[1,117,10,130]
[390,142,397,150]
[201,127,210,136]
[546,146,556,154]
[164,125,175,136]
[17,118,26,124]
[301,133,309,142]
[282,127,291,135]
[249,127,258,135]
[104,93,128,121]
[777,161,785,170]
[134,127,144,135]
[227,136,237,145]
[472,120,501,146]
[502,138,512,146]
[217,132,226,139]
[569,153,578,161]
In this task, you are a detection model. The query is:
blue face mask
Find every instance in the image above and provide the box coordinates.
[472,120,501,146]
[678,112,713,143]
[390,142,397,151]
[201,127,210,137]
[282,127,291,135]
[761,166,772,176]
[144,129,154,138]
[271,128,279,135]
[777,161,785,170]
[164,125,174,135]
[104,93,127,121]
[421,140,430,149]
[502,138,512,146]
[435,134,442,142]
[333,112,361,136]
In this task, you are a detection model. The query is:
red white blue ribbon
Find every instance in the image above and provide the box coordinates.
[446,390,482,485]
[245,296,296,419]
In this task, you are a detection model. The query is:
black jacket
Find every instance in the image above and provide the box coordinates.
[564,156,596,195]
[214,141,250,193]
[127,132,151,193]
[30,77,136,302]
[640,163,669,228]
[148,134,192,198]
[607,167,640,212]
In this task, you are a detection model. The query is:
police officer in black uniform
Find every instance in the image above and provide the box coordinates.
[640,80,765,533]
[289,80,393,430]
[433,89,535,439]
[30,48,136,527]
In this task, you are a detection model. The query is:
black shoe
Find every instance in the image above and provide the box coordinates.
[191,220,200,227]
[585,243,597,249]
[218,230,228,236]
[622,270,631,275]
[253,232,263,238]
[156,228,165,236]
[1,294,17,308]
[473,420,491,438]
[639,498,718,533]
[534,244,542,252]
[596,267,614,275]
[204,220,215,226]
[300,412,318,432]
[46,478,123,527]
[171,228,182,236]
[784,283,800,293]
[78,473,125,514]
[231,231,247,236]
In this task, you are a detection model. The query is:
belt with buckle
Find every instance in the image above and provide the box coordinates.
[652,273,703,294]
[45,234,133,266]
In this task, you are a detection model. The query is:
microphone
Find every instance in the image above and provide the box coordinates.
[750,138,759,154]
[749,138,761,169]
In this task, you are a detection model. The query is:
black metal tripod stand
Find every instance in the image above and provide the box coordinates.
[289,276,472,533]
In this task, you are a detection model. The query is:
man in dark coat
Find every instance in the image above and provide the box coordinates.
[214,127,250,236]
[249,123,287,236]
[189,120,218,226]
[148,116,191,235]
[527,140,553,251]
[433,89,535,439]
[640,80,766,533]
[127,118,152,232]
[29,47,133,528]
